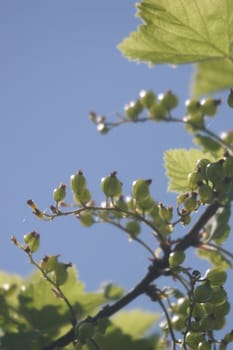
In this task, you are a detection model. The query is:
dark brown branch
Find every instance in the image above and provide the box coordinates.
[42,202,221,350]
[41,257,170,350]
[174,202,220,251]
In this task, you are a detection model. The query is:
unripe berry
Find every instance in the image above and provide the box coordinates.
[139,90,156,108]
[204,267,227,286]
[39,255,59,272]
[124,100,143,120]
[185,99,201,114]
[184,195,198,212]
[194,282,213,303]
[78,212,94,227]
[206,160,225,184]
[53,183,66,202]
[185,332,205,348]
[198,341,211,350]
[187,113,205,130]
[169,250,185,267]
[126,221,141,238]
[70,171,86,195]
[158,91,179,110]
[158,203,173,222]
[23,231,40,253]
[200,98,221,116]
[148,103,167,120]
[195,158,210,179]
[101,172,122,198]
[188,171,203,190]
[198,183,214,204]
[132,179,151,201]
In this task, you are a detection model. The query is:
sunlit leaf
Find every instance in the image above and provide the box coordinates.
[192,59,233,97]
[112,309,159,339]
[119,0,233,65]
[164,148,209,192]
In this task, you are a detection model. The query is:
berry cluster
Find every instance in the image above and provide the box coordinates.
[177,156,233,217]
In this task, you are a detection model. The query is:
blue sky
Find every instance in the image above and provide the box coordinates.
[1,0,232,320]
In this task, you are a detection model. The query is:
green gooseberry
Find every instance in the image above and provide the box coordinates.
[185,99,201,114]
[70,171,86,195]
[126,221,141,238]
[198,341,211,350]
[200,98,221,117]
[53,183,66,202]
[148,102,168,120]
[198,183,214,204]
[188,171,203,190]
[194,282,213,303]
[205,267,227,286]
[132,178,151,201]
[158,90,179,110]
[169,250,185,267]
[206,160,225,184]
[23,231,40,253]
[139,90,156,108]
[101,172,122,198]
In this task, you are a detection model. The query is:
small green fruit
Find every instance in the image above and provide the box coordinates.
[124,100,143,120]
[185,332,205,348]
[169,250,185,267]
[198,341,211,350]
[206,160,225,184]
[158,91,179,110]
[200,98,221,116]
[53,183,66,202]
[132,179,151,201]
[188,171,203,190]
[78,212,94,227]
[205,267,227,286]
[139,90,156,108]
[185,99,201,114]
[126,221,141,238]
[223,156,233,178]
[40,255,59,272]
[101,172,122,198]
[148,103,167,120]
[23,231,40,253]
[184,195,198,212]
[71,171,86,195]
[198,183,214,204]
[194,282,213,303]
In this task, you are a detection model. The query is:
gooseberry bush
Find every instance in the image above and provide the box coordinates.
[2,1,233,349]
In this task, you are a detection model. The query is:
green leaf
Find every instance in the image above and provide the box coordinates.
[118,0,233,65]
[204,206,231,244]
[197,247,232,268]
[164,148,210,192]
[95,321,159,350]
[192,59,233,97]
[193,134,222,158]
[112,309,159,339]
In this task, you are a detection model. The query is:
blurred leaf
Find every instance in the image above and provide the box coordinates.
[205,206,231,245]
[164,148,208,192]
[118,0,233,65]
[193,134,222,158]
[192,59,233,97]
[112,309,159,339]
[103,283,124,300]
[197,247,232,268]
[95,321,159,350]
